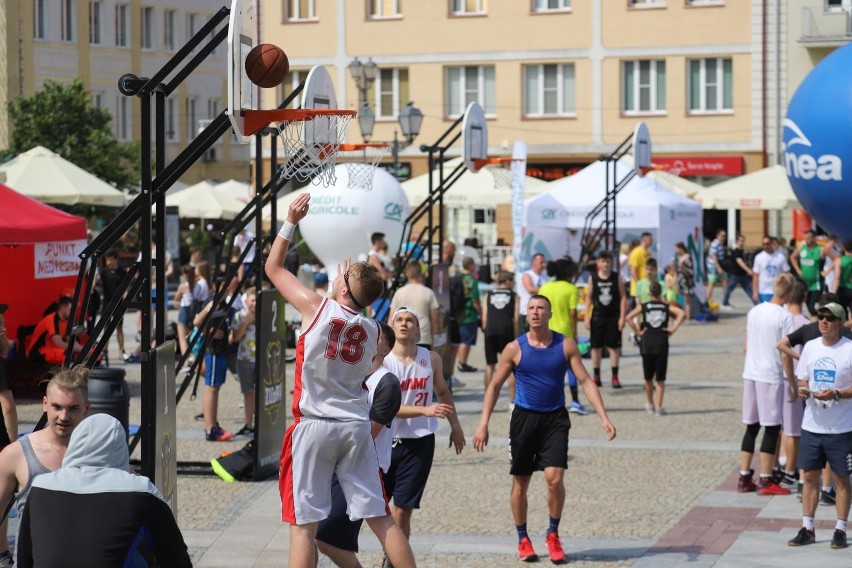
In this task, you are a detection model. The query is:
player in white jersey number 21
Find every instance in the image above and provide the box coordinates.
[265,192,416,568]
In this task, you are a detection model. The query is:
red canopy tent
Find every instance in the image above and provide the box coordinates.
[0,183,87,343]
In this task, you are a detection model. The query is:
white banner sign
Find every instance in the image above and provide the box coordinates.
[510,141,529,272]
[34,240,85,280]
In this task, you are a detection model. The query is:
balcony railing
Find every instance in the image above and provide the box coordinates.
[801,5,852,45]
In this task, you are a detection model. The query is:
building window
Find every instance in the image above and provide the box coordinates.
[280,70,308,109]
[141,7,155,49]
[89,2,102,44]
[93,92,103,109]
[186,97,198,140]
[523,63,575,117]
[446,65,495,117]
[116,96,131,140]
[115,4,129,47]
[286,0,317,21]
[450,0,487,15]
[186,13,199,52]
[33,0,46,39]
[686,0,724,5]
[369,0,402,18]
[166,99,178,141]
[826,0,852,10]
[628,0,665,6]
[366,69,409,118]
[688,57,732,113]
[164,10,176,51]
[532,0,570,11]
[61,0,75,42]
[622,60,665,114]
[473,208,496,224]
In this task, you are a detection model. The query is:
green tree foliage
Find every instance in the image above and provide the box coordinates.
[4,78,141,191]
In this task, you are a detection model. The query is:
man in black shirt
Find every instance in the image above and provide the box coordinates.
[96,250,128,360]
[722,234,756,309]
[482,271,518,392]
[584,252,627,388]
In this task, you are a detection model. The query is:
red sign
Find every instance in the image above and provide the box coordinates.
[653,156,743,177]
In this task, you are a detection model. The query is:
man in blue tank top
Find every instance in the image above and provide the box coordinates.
[473,295,617,564]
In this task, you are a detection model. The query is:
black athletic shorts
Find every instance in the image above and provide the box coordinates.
[315,473,364,552]
[589,316,621,349]
[383,434,435,509]
[798,430,852,477]
[509,406,570,476]
[641,351,668,382]
[485,334,514,365]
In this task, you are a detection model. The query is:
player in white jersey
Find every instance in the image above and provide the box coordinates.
[383,306,465,549]
[265,193,416,568]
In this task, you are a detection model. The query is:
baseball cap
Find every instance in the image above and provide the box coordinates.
[817,302,846,320]
[392,306,420,327]
[313,272,329,287]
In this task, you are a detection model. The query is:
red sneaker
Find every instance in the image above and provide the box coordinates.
[546,532,566,564]
[758,480,791,496]
[737,470,756,493]
[518,536,538,562]
[593,377,602,387]
[612,378,622,389]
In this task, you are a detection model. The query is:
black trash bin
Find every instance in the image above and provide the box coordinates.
[88,367,130,436]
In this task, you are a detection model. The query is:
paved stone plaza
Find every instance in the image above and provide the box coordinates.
[10,293,852,566]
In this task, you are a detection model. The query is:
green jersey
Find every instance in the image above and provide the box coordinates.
[841,256,852,290]
[798,244,821,291]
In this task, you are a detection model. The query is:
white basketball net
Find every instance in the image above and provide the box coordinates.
[342,145,389,190]
[275,112,354,187]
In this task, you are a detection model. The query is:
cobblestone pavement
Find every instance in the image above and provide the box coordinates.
[12,295,851,566]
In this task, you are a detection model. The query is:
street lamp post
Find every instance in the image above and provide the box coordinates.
[348,57,423,180]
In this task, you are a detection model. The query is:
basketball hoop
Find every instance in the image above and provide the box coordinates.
[473,157,524,190]
[338,143,389,190]
[242,108,357,187]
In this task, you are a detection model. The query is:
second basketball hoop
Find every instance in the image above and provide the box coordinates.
[338,143,390,190]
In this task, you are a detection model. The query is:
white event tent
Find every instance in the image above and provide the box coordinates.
[523,159,703,269]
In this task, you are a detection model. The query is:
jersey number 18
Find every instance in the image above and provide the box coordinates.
[324,318,368,364]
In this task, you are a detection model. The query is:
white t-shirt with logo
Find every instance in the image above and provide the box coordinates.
[517,269,550,316]
[742,302,794,383]
[752,250,790,295]
[797,336,852,434]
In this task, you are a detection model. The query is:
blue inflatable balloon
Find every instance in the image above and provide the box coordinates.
[784,43,852,240]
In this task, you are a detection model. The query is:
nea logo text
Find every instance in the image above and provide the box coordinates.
[782,119,842,182]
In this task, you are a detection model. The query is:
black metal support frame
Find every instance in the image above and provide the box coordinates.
[577,131,640,277]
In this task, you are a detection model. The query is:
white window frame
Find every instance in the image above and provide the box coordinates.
[166,98,178,142]
[628,0,666,7]
[186,13,199,51]
[141,7,154,49]
[369,0,402,18]
[373,68,406,118]
[825,0,852,11]
[34,0,47,40]
[286,0,317,21]
[89,2,102,45]
[61,0,75,42]
[115,96,131,140]
[186,97,198,140]
[532,0,570,12]
[115,4,129,47]
[523,63,576,117]
[687,57,733,114]
[164,9,176,51]
[622,60,666,115]
[686,0,725,5]
[446,65,496,118]
[450,0,487,16]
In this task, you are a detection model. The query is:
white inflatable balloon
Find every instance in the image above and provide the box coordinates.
[299,165,409,282]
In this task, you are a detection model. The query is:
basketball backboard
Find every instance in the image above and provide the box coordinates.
[462,102,488,173]
[301,66,339,149]
[227,0,260,143]
[632,121,652,174]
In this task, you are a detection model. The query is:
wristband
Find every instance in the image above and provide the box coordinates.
[278,220,296,241]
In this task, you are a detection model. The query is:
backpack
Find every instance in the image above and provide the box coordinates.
[211,441,254,482]
[449,274,467,320]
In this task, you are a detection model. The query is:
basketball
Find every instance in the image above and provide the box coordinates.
[245,44,289,88]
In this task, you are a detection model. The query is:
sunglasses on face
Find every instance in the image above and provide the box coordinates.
[817,314,839,322]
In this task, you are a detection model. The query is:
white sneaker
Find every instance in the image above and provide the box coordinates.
[645,403,655,414]
[656,407,667,416]
[721,304,735,311]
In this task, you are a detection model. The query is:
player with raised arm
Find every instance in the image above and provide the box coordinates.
[265,193,415,568]
[473,295,616,563]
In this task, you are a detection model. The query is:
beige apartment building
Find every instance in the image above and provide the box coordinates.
[0,0,247,185]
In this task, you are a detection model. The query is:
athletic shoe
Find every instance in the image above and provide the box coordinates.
[121,351,130,362]
[206,426,233,442]
[645,403,655,414]
[568,401,588,415]
[450,375,466,388]
[787,527,815,547]
[124,354,140,363]
[780,471,799,487]
[655,407,667,416]
[771,468,785,485]
[457,363,478,373]
[0,551,12,568]
[194,413,204,422]
[721,304,735,311]
[831,529,848,549]
[545,532,566,564]
[612,378,622,389]
[235,425,254,438]
[758,480,791,496]
[517,536,538,562]
[593,377,602,387]
[737,470,756,493]
[821,488,837,505]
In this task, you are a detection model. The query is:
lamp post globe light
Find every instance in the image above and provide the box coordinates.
[349,56,423,180]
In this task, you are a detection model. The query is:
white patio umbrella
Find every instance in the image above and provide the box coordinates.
[0,145,126,206]
[215,179,253,203]
[696,165,800,210]
[165,180,246,219]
